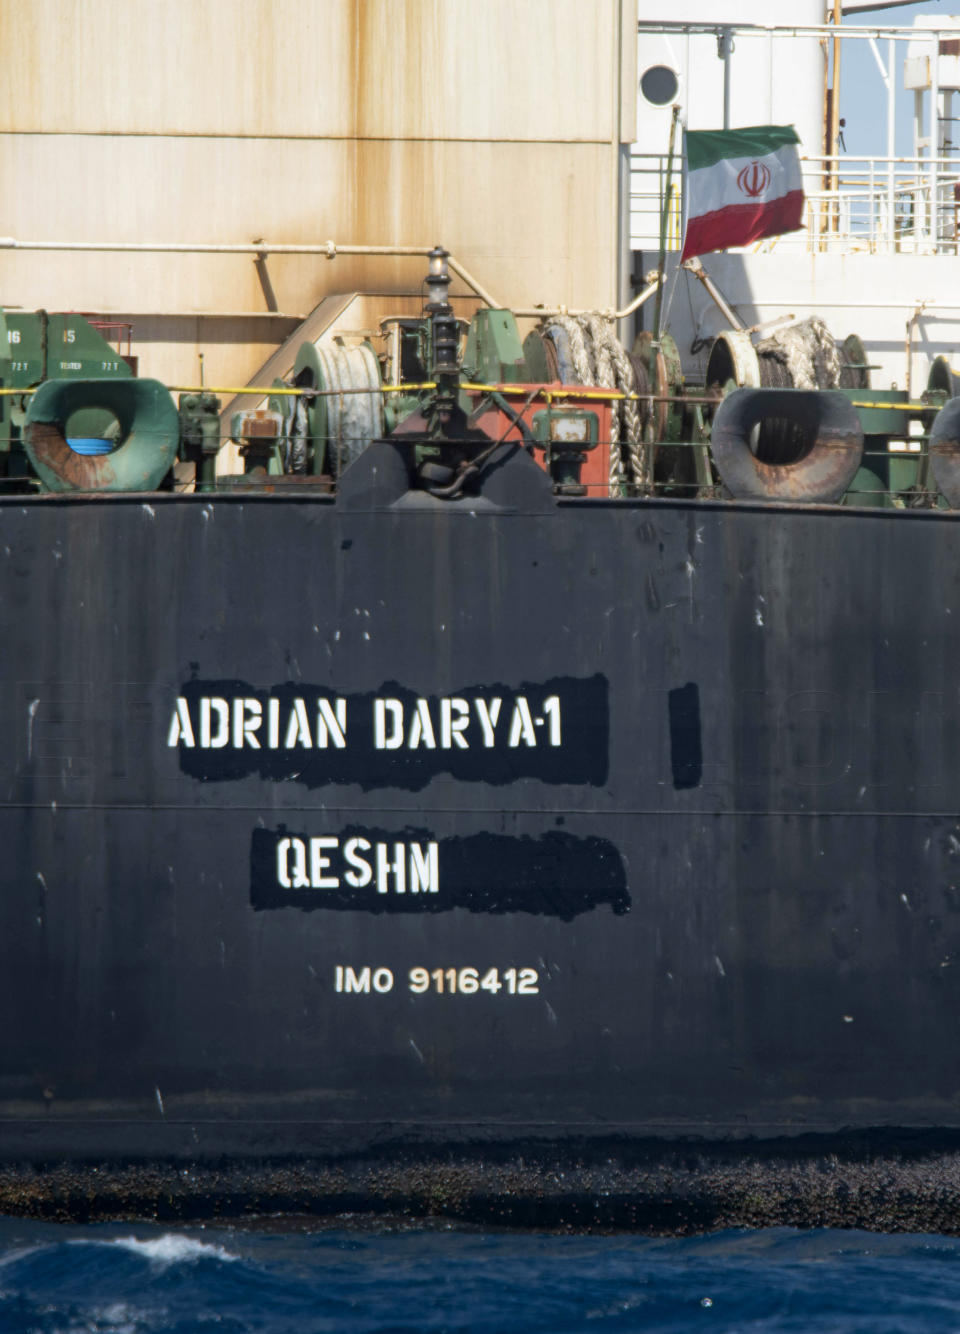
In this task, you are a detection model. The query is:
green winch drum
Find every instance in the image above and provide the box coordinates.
[291,338,383,476]
[22,378,180,493]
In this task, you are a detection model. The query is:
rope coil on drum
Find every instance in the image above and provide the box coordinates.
[280,337,384,477]
[529,315,647,492]
[707,318,861,398]
[706,318,870,486]
[756,318,843,391]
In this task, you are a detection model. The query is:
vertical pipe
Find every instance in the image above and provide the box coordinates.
[887,37,896,253]
[829,0,842,234]
[611,0,619,313]
[619,145,633,348]
[614,0,637,346]
[826,23,832,250]
[930,32,940,248]
[722,29,732,130]
[905,304,926,399]
[869,158,875,251]
[616,0,638,346]
[905,313,911,398]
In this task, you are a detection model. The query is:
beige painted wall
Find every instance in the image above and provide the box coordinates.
[0,0,618,141]
[0,0,637,388]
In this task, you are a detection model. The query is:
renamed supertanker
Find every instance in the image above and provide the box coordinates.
[5,249,960,1232]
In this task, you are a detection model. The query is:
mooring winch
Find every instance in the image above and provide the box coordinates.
[6,253,960,511]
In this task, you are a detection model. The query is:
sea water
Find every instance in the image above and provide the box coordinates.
[1,1219,960,1332]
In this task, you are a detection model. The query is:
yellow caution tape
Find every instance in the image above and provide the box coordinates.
[849,400,933,412]
[6,382,931,412]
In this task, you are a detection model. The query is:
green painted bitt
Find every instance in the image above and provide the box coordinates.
[180,391,223,492]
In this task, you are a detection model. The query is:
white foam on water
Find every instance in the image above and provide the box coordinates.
[65,1233,238,1268]
[0,1243,49,1271]
[110,1234,238,1266]
[84,1301,142,1332]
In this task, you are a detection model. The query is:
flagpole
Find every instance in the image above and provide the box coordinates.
[647,103,681,491]
[653,105,681,351]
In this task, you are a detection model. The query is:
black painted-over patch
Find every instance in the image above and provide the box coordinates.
[250,825,629,919]
[170,675,608,791]
[668,682,702,789]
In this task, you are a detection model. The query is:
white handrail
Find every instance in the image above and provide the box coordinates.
[631,150,960,254]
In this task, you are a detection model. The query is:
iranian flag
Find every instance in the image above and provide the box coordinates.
[680,125,804,263]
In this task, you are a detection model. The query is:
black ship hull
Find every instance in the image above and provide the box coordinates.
[4,463,960,1228]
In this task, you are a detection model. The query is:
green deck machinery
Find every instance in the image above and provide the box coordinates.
[0,310,134,488]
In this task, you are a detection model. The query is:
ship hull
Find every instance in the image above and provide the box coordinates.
[3,481,960,1227]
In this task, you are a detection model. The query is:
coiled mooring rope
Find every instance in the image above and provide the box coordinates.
[744,317,845,466]
[754,317,843,391]
[541,314,646,493]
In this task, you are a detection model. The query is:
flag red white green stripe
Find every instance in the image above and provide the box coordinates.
[680,125,804,263]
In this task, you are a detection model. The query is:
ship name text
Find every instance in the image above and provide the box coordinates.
[250,824,629,918]
[277,835,439,895]
[167,692,562,751]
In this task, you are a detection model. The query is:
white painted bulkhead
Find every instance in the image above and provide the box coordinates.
[635,5,960,391]
[637,0,824,162]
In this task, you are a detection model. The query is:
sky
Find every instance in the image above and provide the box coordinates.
[841,0,956,157]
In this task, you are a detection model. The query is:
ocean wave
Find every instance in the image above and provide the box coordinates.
[59,1227,238,1269]
[2,1223,960,1332]
[95,1235,239,1267]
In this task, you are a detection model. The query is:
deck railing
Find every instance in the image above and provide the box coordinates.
[630,150,960,256]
